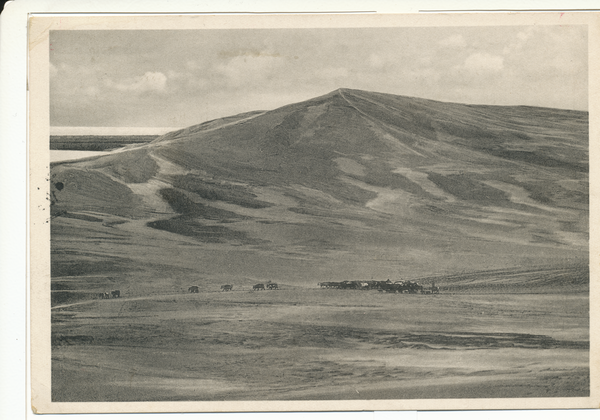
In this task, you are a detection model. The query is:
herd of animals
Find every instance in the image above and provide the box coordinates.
[185,280,440,294]
[188,283,278,293]
[94,280,440,300]
[318,280,440,294]
[97,290,120,299]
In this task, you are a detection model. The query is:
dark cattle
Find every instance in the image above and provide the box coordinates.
[267,283,278,290]
[111,290,121,298]
[253,283,265,291]
[376,280,393,292]
[395,281,409,293]
[379,282,413,293]
[403,281,423,294]
[387,283,404,293]
[221,284,233,292]
[188,286,199,293]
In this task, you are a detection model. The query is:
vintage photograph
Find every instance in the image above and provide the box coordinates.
[28,13,597,413]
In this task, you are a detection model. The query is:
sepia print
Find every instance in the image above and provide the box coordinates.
[28,12,599,413]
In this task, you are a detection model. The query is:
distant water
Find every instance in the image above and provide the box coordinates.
[50,126,181,136]
[50,150,111,163]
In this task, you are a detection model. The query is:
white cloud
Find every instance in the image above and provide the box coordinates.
[503,27,537,55]
[462,53,504,72]
[439,34,467,48]
[166,70,210,91]
[107,71,168,93]
[216,52,283,86]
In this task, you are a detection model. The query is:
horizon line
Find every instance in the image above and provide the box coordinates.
[50,126,183,136]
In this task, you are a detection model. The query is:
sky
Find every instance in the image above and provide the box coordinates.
[49,25,588,132]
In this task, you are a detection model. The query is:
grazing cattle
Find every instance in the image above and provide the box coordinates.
[375,281,392,292]
[387,284,403,293]
[267,283,278,290]
[221,284,233,292]
[111,290,120,298]
[403,282,423,294]
[99,292,110,299]
[188,286,199,293]
[253,283,265,291]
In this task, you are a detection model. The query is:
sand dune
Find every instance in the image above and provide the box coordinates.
[51,88,587,286]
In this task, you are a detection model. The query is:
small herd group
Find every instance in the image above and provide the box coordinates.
[188,284,233,293]
[187,283,279,293]
[251,283,278,291]
[98,290,120,299]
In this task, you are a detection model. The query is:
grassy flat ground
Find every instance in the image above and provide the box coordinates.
[51,284,588,402]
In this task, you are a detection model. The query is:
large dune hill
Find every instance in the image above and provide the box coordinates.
[50,88,588,296]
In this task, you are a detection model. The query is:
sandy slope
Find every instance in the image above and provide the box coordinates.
[50,89,588,294]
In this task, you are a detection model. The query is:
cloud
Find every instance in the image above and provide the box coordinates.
[442,52,506,91]
[439,34,467,48]
[461,53,504,72]
[107,71,168,93]
[503,27,536,55]
[165,70,208,89]
[216,52,283,86]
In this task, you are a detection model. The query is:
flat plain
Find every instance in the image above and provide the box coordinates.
[52,278,588,401]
